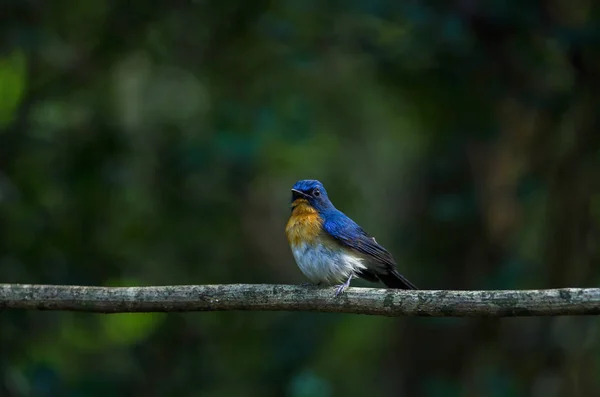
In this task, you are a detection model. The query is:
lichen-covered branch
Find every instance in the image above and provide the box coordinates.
[1,284,599,316]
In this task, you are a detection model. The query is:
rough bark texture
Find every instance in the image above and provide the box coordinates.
[1,284,599,316]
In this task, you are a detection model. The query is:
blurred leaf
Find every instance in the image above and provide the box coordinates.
[0,50,26,128]
[101,313,165,346]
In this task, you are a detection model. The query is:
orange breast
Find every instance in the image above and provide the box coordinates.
[285,199,323,246]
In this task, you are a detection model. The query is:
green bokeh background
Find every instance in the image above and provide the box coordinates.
[2,1,600,396]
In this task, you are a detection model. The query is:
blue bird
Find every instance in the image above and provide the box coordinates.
[285,179,417,296]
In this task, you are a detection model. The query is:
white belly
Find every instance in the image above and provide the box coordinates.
[291,242,366,285]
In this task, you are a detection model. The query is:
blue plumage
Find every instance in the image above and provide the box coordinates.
[285,179,417,295]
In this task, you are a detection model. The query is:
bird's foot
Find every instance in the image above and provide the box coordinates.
[334,284,347,297]
[334,275,353,297]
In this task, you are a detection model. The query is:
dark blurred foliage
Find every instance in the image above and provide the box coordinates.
[1,1,600,396]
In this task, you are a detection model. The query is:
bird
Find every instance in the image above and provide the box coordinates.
[285,179,417,296]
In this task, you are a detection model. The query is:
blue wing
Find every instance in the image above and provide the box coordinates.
[322,209,417,289]
[322,210,396,268]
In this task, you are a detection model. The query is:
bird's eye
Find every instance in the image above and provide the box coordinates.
[313,188,321,197]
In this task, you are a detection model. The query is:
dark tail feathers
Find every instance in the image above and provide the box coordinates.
[378,270,418,290]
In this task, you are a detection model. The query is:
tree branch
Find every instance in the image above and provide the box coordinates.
[1,284,600,316]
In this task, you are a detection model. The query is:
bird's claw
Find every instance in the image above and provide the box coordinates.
[334,284,347,297]
[334,275,353,297]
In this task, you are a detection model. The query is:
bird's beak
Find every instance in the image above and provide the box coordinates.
[291,189,310,200]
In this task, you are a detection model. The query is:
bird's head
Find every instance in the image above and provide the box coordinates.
[290,179,333,213]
